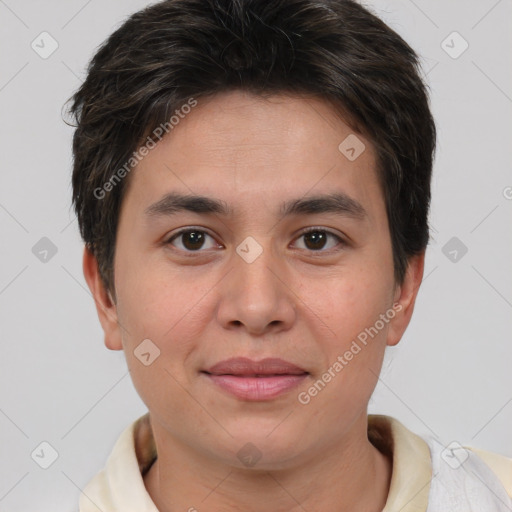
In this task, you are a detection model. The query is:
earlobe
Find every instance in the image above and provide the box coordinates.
[82,247,123,351]
[386,252,425,347]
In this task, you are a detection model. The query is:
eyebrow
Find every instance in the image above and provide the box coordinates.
[145,192,367,220]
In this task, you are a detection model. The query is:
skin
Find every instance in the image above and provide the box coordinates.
[84,90,424,512]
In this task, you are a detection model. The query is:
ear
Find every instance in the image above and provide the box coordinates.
[386,252,425,347]
[82,246,123,351]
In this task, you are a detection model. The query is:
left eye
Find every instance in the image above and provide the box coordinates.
[293,229,343,251]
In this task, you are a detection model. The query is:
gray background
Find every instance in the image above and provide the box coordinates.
[0,0,511,510]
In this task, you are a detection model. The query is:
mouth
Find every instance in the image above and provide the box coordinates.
[201,357,309,401]
[204,356,308,375]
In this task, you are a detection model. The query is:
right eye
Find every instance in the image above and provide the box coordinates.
[165,228,223,253]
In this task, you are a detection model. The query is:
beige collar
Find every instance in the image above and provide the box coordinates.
[132,413,432,512]
[368,415,431,512]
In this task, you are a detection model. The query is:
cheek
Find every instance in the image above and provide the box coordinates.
[299,292,391,425]
[297,268,394,414]
[115,270,208,419]
[116,258,210,341]
[301,265,393,343]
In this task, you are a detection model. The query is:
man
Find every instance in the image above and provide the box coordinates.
[70,0,512,510]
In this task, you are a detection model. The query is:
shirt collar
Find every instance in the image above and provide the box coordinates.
[369,414,432,512]
[85,413,432,512]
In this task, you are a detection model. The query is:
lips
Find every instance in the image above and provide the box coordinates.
[202,357,309,401]
[203,357,308,376]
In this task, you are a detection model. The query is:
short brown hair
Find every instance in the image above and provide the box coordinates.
[69,0,436,294]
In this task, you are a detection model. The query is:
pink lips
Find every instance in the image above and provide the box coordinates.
[202,357,309,401]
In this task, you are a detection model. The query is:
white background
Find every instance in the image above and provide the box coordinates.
[0,0,511,510]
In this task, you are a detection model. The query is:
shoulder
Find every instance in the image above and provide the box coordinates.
[468,446,512,498]
[426,435,512,511]
[369,415,512,511]
[79,413,158,512]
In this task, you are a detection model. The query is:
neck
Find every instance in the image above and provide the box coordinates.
[144,413,392,512]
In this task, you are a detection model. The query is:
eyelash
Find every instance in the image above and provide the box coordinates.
[165,226,346,255]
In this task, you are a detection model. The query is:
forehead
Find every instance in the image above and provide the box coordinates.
[123,91,383,221]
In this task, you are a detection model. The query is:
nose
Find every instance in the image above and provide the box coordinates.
[215,242,297,336]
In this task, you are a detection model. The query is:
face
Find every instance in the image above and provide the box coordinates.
[86,91,423,469]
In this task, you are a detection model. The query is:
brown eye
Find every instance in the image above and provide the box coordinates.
[181,231,205,250]
[167,229,219,252]
[303,231,328,250]
[294,229,344,252]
